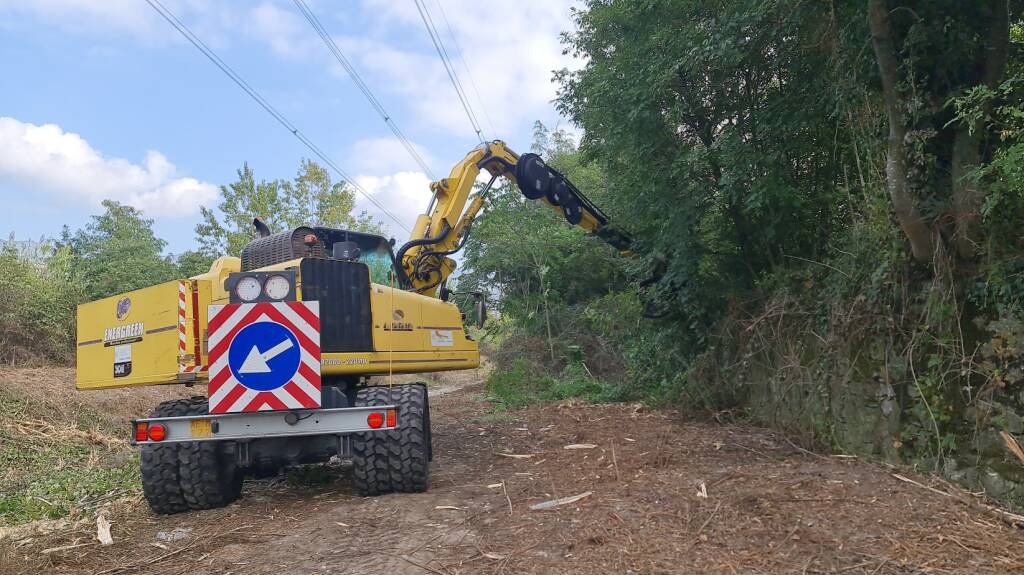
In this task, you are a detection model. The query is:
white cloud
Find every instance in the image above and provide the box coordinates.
[230,0,582,142]
[345,137,436,175]
[0,1,236,47]
[353,171,432,239]
[342,0,582,140]
[0,117,218,217]
[0,0,152,34]
[246,1,318,59]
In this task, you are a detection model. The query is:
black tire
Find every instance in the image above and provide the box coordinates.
[175,399,243,511]
[352,384,430,496]
[140,397,201,514]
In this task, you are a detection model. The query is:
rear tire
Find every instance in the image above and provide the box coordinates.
[175,398,243,511]
[140,397,199,514]
[352,383,430,496]
[140,396,242,514]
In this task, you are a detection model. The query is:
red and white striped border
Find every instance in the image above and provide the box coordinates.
[206,302,321,413]
[177,281,188,371]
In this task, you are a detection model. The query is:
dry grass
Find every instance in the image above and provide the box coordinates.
[0,368,195,527]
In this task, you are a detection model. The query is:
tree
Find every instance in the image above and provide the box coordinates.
[867,0,1015,262]
[63,201,179,301]
[175,249,215,278]
[195,159,384,257]
[556,0,853,324]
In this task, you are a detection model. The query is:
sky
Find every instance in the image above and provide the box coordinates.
[0,0,581,253]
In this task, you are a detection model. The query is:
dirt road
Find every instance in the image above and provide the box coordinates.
[4,373,1024,574]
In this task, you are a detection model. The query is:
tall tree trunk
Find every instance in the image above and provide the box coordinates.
[867,0,935,263]
[951,0,1010,259]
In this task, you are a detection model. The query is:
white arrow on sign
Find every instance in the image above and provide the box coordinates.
[238,338,295,374]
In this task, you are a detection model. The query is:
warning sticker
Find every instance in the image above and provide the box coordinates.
[113,344,132,378]
[114,344,132,363]
[430,329,454,347]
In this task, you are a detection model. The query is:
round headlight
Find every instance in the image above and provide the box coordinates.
[235,276,261,302]
[264,275,291,300]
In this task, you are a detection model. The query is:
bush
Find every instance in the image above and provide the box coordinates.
[484,358,625,411]
[0,244,81,365]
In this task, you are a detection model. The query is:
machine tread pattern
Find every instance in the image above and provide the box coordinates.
[175,398,243,510]
[352,384,430,496]
[140,397,202,514]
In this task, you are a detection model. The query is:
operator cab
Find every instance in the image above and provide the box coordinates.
[239,221,403,287]
[314,228,400,286]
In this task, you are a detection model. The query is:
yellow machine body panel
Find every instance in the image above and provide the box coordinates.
[75,257,478,390]
[75,279,212,390]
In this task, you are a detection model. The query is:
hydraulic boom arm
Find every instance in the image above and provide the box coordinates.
[396,140,633,296]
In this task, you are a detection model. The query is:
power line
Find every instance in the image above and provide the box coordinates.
[291,0,436,181]
[143,0,412,234]
[431,0,497,137]
[411,0,486,143]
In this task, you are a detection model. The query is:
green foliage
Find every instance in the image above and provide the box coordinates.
[195,159,384,257]
[0,390,140,526]
[62,200,179,301]
[484,358,623,411]
[555,0,867,329]
[174,249,216,278]
[0,242,82,364]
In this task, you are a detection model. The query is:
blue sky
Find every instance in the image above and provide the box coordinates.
[0,0,580,253]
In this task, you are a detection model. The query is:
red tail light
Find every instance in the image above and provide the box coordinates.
[147,424,167,442]
[135,422,148,442]
[367,412,384,429]
[386,409,397,428]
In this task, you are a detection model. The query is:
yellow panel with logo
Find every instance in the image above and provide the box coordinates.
[75,266,478,390]
[75,279,209,390]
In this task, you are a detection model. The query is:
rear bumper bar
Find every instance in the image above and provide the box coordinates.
[131,405,396,445]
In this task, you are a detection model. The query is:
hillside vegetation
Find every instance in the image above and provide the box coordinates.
[459,2,1024,507]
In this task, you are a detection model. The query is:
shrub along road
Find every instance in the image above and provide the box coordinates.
[2,370,1024,574]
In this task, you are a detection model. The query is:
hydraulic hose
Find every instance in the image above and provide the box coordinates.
[395,221,451,288]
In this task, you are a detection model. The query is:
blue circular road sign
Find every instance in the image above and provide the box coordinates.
[227,321,301,392]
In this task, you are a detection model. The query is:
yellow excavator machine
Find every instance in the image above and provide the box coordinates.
[74,140,631,513]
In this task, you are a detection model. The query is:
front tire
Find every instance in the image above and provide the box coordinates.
[352,384,430,496]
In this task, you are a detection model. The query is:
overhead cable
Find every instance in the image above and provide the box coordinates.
[292,0,436,181]
[411,0,486,143]
[143,0,412,234]
[431,0,497,137]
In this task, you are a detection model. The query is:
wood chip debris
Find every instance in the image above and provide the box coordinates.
[95,513,113,546]
[487,483,503,489]
[496,452,534,459]
[482,553,506,560]
[529,491,593,511]
[697,482,708,498]
[434,505,462,510]
[41,542,91,555]
[564,443,598,450]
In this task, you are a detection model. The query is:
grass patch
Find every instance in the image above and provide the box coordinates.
[0,393,140,527]
[484,359,628,411]
[0,431,139,526]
